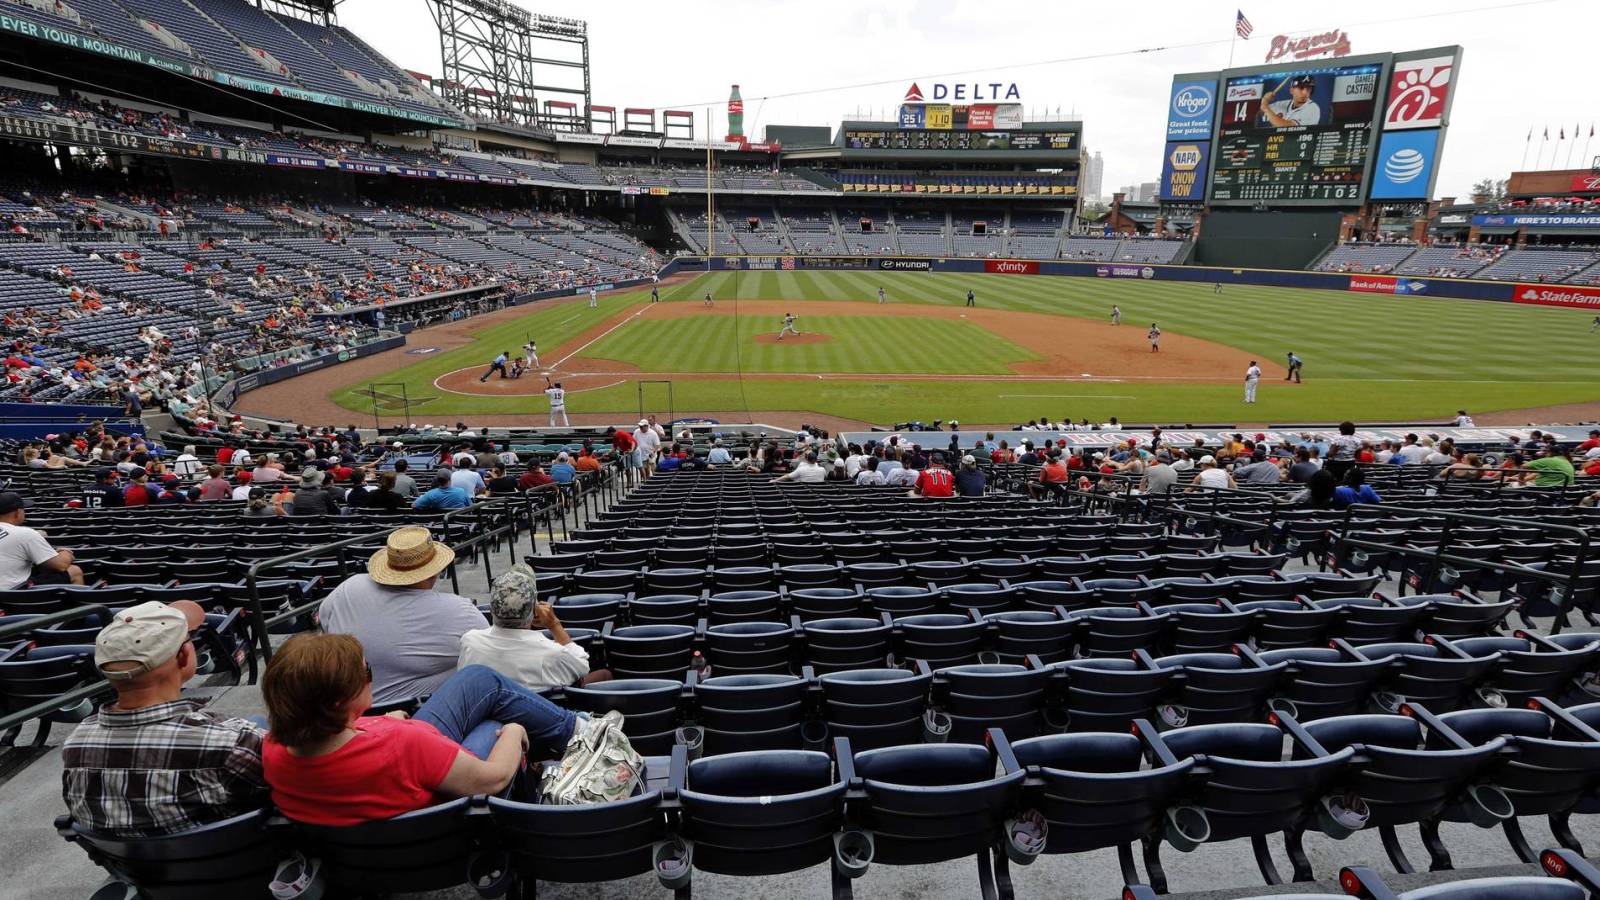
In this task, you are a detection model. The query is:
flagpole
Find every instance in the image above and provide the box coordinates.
[1520,128,1532,171]
[1583,127,1595,173]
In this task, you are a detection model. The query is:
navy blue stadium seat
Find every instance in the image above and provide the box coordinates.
[57,809,281,900]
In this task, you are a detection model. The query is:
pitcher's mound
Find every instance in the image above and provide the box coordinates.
[753,332,832,345]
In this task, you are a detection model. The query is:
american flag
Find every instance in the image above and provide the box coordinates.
[1235,10,1254,38]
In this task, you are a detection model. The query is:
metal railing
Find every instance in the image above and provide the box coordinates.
[1333,504,1595,631]
[0,604,114,739]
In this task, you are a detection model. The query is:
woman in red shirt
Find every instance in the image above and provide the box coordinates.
[260,633,577,826]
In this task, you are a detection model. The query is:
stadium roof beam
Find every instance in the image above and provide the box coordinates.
[426,0,589,130]
[256,0,337,26]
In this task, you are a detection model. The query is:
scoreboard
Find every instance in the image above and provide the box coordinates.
[1211,122,1371,202]
[1207,61,1382,205]
[843,130,1076,152]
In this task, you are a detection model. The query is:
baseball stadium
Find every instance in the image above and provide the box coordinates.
[3,1,1600,899]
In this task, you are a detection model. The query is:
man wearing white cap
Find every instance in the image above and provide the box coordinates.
[318,527,490,704]
[61,600,268,837]
[633,418,660,476]
[1189,455,1235,491]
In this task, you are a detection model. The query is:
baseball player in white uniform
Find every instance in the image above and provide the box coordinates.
[877,286,886,304]
[777,312,800,341]
[588,287,598,309]
[1148,324,1161,352]
[544,377,569,426]
[1244,360,1262,403]
[1110,305,1121,325]
[523,340,538,370]
[1260,75,1323,127]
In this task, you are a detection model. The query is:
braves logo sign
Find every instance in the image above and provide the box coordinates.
[1385,56,1454,130]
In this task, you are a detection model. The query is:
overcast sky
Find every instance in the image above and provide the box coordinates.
[339,0,1590,201]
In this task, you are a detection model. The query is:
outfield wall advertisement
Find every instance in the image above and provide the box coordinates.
[1512,283,1600,310]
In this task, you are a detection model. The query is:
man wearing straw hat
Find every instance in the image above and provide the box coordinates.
[318,527,489,704]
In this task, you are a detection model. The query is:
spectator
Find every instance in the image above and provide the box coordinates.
[1521,445,1576,487]
[198,464,231,501]
[1395,433,1430,465]
[355,472,409,511]
[884,458,920,487]
[1142,451,1177,494]
[485,463,518,494]
[122,468,154,506]
[316,528,489,704]
[1333,468,1383,508]
[172,445,202,478]
[391,458,418,498]
[706,439,731,466]
[573,447,602,476]
[458,564,607,690]
[0,491,82,588]
[251,454,283,484]
[549,452,577,485]
[449,457,486,497]
[773,450,827,484]
[154,475,188,505]
[290,469,340,516]
[1324,421,1360,479]
[854,456,885,485]
[953,454,986,497]
[1233,448,1282,485]
[633,418,661,475]
[1285,469,1339,509]
[61,600,267,837]
[414,471,471,510]
[1284,447,1319,483]
[909,452,955,498]
[261,633,578,826]
[517,462,554,492]
[1030,451,1070,500]
[1189,456,1234,490]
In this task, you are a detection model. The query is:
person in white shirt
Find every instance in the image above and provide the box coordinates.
[544,378,569,427]
[232,447,253,470]
[1454,411,1475,428]
[773,451,828,484]
[884,465,920,488]
[1423,439,1454,467]
[1396,434,1431,465]
[1243,361,1262,404]
[588,286,598,308]
[854,457,886,485]
[449,458,486,497]
[633,419,661,474]
[172,445,202,479]
[1170,449,1195,473]
[0,491,82,589]
[458,565,605,691]
[1189,456,1235,491]
[844,447,865,479]
[705,439,731,466]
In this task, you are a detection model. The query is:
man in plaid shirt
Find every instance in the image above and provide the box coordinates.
[61,601,268,837]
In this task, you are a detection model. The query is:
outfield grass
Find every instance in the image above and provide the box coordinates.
[580,313,1037,375]
[331,271,1600,424]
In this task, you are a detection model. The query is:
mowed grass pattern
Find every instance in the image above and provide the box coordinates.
[580,314,1036,374]
[331,270,1600,424]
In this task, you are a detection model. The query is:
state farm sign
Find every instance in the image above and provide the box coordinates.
[984,259,1039,275]
[1514,283,1600,309]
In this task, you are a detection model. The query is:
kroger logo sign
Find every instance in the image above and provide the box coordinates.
[1172,85,1212,118]
[1166,80,1216,139]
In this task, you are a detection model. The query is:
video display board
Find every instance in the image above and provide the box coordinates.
[1209,62,1382,203]
[843,129,1075,152]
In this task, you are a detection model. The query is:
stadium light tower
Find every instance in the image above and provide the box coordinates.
[425,0,589,129]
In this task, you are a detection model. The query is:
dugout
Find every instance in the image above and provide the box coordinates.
[1194,209,1342,270]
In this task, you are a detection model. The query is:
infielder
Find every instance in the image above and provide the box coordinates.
[777,312,800,341]
[1285,351,1303,383]
[1148,323,1161,352]
[703,291,714,308]
[877,286,886,304]
[1244,360,1262,403]
[544,377,569,427]
[523,339,539,370]
[588,286,598,309]
[1110,305,1121,325]
[1260,74,1323,127]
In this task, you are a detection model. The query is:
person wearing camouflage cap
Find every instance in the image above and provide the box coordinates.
[457,564,609,690]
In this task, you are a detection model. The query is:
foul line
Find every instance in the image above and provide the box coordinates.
[1000,393,1139,399]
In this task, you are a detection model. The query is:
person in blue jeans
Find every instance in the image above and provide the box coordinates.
[261,633,579,826]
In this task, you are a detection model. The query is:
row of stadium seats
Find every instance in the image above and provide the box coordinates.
[1317,242,1600,283]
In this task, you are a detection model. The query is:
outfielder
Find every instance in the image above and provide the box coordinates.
[777,312,800,341]
[1285,351,1303,383]
[1110,305,1121,325]
[1148,323,1161,352]
[544,377,569,427]
[1244,360,1262,403]
[877,286,886,304]
[703,291,714,308]
[965,289,975,307]
[1591,315,1599,333]
[588,286,598,309]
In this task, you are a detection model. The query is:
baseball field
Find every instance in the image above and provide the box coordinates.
[290,270,1600,428]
